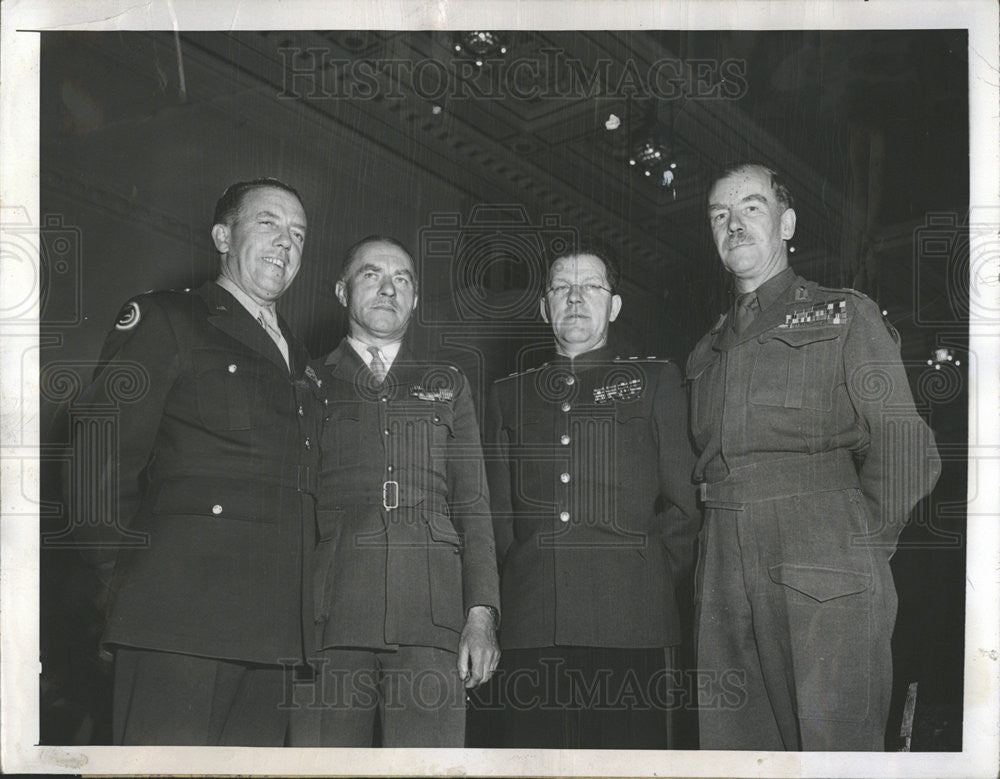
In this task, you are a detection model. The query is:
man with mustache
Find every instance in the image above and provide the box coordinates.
[688,163,941,750]
[294,236,500,746]
[71,178,322,744]
[485,245,700,748]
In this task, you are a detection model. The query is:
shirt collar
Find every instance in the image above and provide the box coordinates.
[346,335,403,366]
[215,277,278,322]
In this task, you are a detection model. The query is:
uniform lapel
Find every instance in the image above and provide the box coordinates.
[202,282,289,371]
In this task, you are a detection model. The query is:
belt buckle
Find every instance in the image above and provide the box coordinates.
[383,480,399,510]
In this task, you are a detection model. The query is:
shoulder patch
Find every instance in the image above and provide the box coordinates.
[115,300,142,331]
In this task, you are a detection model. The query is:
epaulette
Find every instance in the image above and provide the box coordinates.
[613,354,672,363]
[815,285,899,343]
[496,365,543,382]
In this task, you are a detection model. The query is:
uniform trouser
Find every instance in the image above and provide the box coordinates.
[695,489,897,751]
[287,646,465,747]
[113,647,288,745]
[498,646,676,749]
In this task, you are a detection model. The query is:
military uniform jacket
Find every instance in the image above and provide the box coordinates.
[686,268,940,552]
[73,282,322,665]
[485,345,701,649]
[312,340,499,654]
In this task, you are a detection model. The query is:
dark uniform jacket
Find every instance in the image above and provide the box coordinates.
[72,282,322,665]
[485,345,701,650]
[312,340,499,654]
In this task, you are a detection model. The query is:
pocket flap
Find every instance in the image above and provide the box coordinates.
[768,563,871,602]
[424,510,462,547]
[761,328,840,348]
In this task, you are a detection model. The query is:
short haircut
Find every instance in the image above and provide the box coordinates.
[547,238,621,293]
[212,177,303,227]
[711,162,794,210]
[341,235,417,288]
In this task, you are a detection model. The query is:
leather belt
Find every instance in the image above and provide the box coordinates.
[698,450,860,508]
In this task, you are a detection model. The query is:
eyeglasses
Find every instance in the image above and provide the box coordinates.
[545,282,613,299]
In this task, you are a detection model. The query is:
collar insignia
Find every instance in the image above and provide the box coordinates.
[779,299,848,328]
[593,377,643,404]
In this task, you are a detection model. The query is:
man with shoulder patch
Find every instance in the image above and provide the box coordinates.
[71,177,322,745]
[291,236,500,747]
[689,162,941,750]
[485,243,701,748]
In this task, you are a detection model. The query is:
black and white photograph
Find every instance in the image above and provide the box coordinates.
[1,0,997,776]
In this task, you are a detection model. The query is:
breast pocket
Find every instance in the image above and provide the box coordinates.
[190,348,268,431]
[750,328,841,411]
[322,400,364,468]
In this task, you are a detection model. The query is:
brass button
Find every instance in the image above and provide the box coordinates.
[565,376,575,386]
[211,504,223,515]
[560,434,570,445]
[559,511,570,523]
[305,437,312,449]
[384,428,391,436]
[298,405,304,416]
[561,401,571,412]
[387,465,394,473]
[228,364,237,373]
[560,472,571,484]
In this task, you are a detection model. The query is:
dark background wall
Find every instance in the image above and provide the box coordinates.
[38,29,969,749]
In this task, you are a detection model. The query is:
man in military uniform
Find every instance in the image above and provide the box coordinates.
[485,246,701,748]
[689,163,941,750]
[293,236,500,747]
[71,178,322,745]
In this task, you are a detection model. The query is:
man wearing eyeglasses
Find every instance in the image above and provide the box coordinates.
[484,245,701,748]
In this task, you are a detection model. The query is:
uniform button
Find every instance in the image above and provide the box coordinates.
[559,511,570,523]
[304,437,312,449]
[565,376,575,386]
[298,405,304,416]
[561,401,572,412]
[560,434,570,445]
[384,428,391,436]
[560,472,571,483]
[387,465,394,473]
[323,398,329,406]
[212,504,223,515]
[228,364,237,373]
[452,548,460,555]
[380,396,389,403]
[433,415,440,423]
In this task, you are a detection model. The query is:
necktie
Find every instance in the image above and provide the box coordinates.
[368,345,387,383]
[733,292,759,335]
[257,307,289,367]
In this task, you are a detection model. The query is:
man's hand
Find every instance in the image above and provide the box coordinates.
[457,605,500,688]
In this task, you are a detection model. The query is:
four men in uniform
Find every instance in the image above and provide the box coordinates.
[77,167,940,750]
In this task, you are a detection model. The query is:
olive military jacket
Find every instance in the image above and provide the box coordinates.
[485,345,701,649]
[312,340,499,653]
[686,268,941,551]
[71,282,323,664]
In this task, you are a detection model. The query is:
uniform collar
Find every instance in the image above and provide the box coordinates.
[747,265,797,313]
[547,342,617,371]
